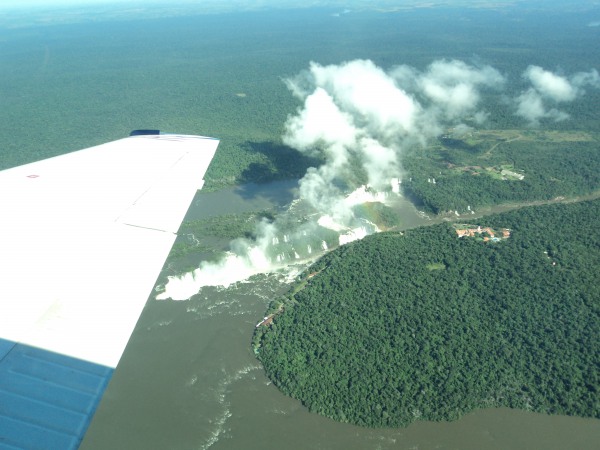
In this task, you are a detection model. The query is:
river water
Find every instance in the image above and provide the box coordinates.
[81,180,600,450]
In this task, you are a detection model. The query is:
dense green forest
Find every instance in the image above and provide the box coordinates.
[402,130,600,213]
[255,199,600,427]
[1,6,599,191]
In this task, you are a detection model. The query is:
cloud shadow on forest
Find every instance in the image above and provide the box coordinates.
[234,140,322,200]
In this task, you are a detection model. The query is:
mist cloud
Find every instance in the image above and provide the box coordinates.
[284,58,504,198]
[308,59,421,138]
[418,59,505,119]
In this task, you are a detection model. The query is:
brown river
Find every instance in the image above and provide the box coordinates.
[81,180,600,450]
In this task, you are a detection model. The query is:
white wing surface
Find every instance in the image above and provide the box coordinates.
[0,133,218,449]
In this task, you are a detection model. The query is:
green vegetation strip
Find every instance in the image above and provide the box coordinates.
[168,210,276,260]
[403,131,600,214]
[255,199,599,427]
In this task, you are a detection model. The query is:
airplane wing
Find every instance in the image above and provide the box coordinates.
[0,131,218,449]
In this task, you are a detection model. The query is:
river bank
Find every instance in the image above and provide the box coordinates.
[83,179,600,449]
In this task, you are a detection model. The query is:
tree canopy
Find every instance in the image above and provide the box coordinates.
[255,199,600,427]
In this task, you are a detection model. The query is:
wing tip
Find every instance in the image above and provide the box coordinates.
[129,130,219,141]
[129,129,161,136]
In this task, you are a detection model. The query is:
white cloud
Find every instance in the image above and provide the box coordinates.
[283,87,358,167]
[515,88,569,125]
[516,66,600,124]
[571,69,600,89]
[309,60,421,138]
[515,88,548,124]
[524,66,577,102]
[358,137,399,191]
[390,59,504,125]
[419,60,505,119]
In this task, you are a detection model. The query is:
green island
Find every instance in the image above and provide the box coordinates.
[254,199,600,427]
[169,210,276,259]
